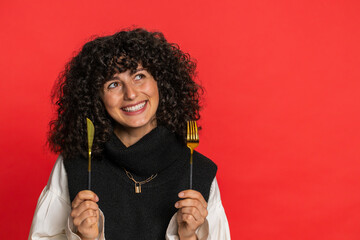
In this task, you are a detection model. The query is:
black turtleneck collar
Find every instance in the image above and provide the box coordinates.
[104,126,184,176]
[64,125,217,240]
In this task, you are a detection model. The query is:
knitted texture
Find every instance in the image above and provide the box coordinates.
[64,127,217,240]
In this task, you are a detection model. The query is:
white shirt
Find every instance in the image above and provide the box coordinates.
[28,156,231,240]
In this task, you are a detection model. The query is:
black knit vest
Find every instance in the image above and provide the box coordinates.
[64,127,217,240]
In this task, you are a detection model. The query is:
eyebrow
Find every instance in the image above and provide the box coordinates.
[109,68,146,80]
[132,68,145,74]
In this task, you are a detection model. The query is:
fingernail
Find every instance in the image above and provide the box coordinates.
[96,196,99,201]
[175,202,179,208]
[178,192,185,197]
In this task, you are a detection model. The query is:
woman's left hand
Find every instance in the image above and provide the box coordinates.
[175,190,208,240]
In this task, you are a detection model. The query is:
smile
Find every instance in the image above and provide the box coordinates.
[121,101,147,112]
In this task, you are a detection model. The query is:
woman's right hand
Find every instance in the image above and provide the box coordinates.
[71,190,100,240]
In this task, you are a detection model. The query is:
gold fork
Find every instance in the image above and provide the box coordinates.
[187,120,199,189]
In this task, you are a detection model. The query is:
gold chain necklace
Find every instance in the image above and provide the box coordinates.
[124,169,157,194]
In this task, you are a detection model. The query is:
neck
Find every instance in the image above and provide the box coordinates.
[114,121,157,147]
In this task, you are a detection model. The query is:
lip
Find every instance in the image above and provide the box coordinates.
[121,100,147,115]
[122,101,147,108]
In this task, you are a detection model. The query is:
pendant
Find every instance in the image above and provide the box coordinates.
[135,183,141,193]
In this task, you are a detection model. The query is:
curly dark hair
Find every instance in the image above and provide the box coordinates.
[49,28,203,159]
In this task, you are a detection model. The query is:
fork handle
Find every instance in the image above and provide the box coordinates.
[189,153,193,189]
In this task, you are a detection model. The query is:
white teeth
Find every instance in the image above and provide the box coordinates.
[122,102,146,112]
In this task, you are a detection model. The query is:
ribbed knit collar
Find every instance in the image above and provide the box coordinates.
[104,126,183,176]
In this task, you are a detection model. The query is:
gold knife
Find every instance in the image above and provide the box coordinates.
[86,118,95,190]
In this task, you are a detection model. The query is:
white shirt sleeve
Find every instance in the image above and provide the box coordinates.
[28,156,105,240]
[29,157,230,240]
[165,177,231,240]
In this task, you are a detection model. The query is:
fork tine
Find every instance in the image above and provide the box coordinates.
[188,121,192,140]
[194,121,198,141]
[189,121,193,141]
[187,121,190,141]
[191,121,195,141]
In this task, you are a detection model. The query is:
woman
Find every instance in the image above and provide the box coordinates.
[29,28,230,240]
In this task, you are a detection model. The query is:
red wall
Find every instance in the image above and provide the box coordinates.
[1,0,360,239]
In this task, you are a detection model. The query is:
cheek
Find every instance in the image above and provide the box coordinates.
[152,87,159,102]
[103,94,121,109]
[147,81,159,101]
[150,88,159,110]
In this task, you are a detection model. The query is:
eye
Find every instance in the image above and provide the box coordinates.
[134,74,145,80]
[107,82,119,89]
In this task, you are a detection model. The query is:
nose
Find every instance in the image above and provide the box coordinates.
[123,84,137,100]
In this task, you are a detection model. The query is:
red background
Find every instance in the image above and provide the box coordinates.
[1,0,360,239]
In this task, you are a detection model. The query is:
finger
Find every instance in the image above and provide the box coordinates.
[72,190,99,209]
[178,190,207,208]
[71,200,99,219]
[77,216,99,237]
[176,210,200,234]
[179,206,205,223]
[176,210,183,223]
[175,198,208,217]
[181,213,198,230]
[73,209,98,227]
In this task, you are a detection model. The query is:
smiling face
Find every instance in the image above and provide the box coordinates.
[100,65,159,137]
